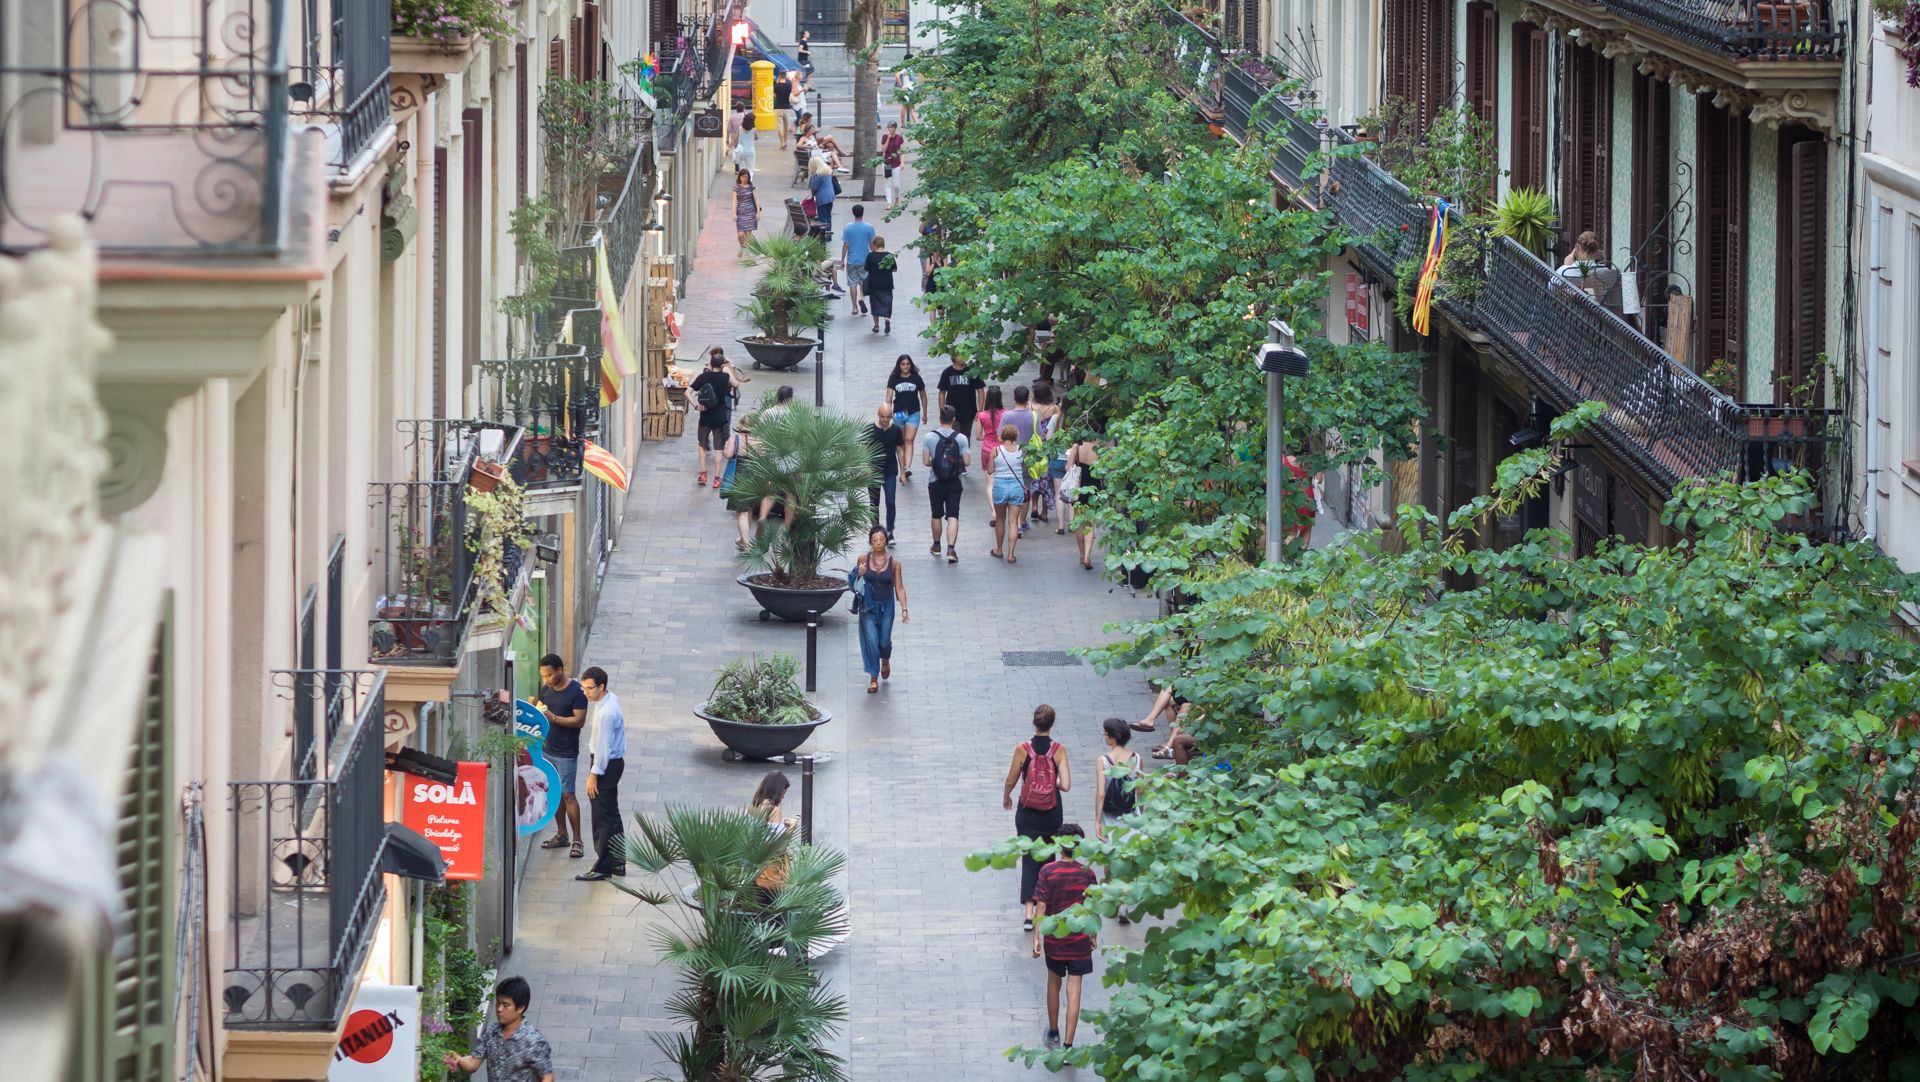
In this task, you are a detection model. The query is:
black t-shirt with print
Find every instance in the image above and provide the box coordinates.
[538,679,588,759]
[937,366,983,432]
[886,372,924,416]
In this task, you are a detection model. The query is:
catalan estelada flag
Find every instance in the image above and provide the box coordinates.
[1411,197,1451,337]
[581,439,629,492]
[595,239,638,408]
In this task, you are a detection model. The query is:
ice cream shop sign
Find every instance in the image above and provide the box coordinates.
[400,761,488,880]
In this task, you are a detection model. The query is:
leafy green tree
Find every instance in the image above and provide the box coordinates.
[975,412,1920,1078]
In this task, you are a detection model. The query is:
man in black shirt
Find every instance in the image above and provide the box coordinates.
[690,348,737,490]
[772,75,793,148]
[865,403,905,542]
[937,357,983,448]
[535,653,590,858]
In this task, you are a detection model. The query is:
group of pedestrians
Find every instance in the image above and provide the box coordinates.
[531,653,629,882]
[840,205,899,333]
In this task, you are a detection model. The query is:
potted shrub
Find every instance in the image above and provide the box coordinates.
[737,233,828,371]
[727,405,875,622]
[695,653,833,759]
[1491,187,1558,258]
[610,806,848,1073]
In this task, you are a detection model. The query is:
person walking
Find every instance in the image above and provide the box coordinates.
[1028,383,1062,530]
[1002,383,1037,449]
[1067,436,1101,569]
[894,64,917,126]
[937,356,983,459]
[773,71,793,148]
[808,156,836,238]
[864,404,903,542]
[1093,717,1142,841]
[840,204,875,315]
[720,413,760,550]
[574,666,627,881]
[973,384,1006,476]
[881,121,907,208]
[863,235,897,334]
[919,404,969,563]
[1031,824,1096,1051]
[732,168,760,250]
[884,354,927,481]
[534,654,588,859]
[852,526,908,693]
[1003,704,1070,928]
[990,423,1028,563]
[443,977,554,1082]
[690,348,737,487]
[732,113,758,176]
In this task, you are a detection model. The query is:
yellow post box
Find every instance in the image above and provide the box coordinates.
[752,60,777,134]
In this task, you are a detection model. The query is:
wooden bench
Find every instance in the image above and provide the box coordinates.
[792,146,812,188]
[785,198,828,240]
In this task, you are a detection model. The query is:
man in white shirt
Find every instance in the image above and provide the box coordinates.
[574,666,628,882]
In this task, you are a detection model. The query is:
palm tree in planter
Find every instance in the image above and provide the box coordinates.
[729,405,877,622]
[696,653,832,760]
[612,806,850,1081]
[737,233,829,371]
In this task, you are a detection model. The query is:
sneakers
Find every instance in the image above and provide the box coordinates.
[1043,1029,1061,1050]
[696,472,708,486]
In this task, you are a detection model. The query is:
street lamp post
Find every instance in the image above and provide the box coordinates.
[1257,319,1310,564]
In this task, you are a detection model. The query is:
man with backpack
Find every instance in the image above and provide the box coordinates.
[690,348,738,489]
[1002,704,1070,929]
[1031,823,1097,1051]
[918,404,970,564]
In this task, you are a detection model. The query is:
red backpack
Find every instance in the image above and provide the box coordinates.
[1020,740,1059,811]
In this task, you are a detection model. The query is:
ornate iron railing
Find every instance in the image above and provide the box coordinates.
[1161,4,1226,119]
[224,670,386,1030]
[1322,142,1427,273]
[477,350,602,489]
[1602,0,1842,59]
[368,420,522,665]
[1474,237,1755,489]
[290,0,394,170]
[0,0,291,254]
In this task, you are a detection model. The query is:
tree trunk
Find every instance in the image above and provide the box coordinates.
[848,0,884,200]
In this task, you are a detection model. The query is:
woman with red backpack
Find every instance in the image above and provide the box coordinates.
[1002,704,1072,930]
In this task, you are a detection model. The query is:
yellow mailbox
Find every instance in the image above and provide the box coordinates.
[752,60,777,134]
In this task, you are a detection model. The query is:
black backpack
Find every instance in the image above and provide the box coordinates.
[930,431,965,482]
[1103,755,1138,817]
[695,377,719,412]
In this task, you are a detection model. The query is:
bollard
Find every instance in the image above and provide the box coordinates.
[814,318,826,408]
[805,609,819,693]
[800,755,815,845]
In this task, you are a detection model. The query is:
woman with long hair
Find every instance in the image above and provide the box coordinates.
[1001,705,1071,929]
[990,423,1027,563]
[884,354,927,481]
[1066,434,1101,570]
[720,413,760,550]
[732,167,759,250]
[852,526,909,693]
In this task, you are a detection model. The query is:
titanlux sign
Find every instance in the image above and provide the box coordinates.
[329,984,420,1081]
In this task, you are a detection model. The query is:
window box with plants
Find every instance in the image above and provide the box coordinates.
[390,0,511,73]
[738,233,828,371]
[696,653,833,760]
[464,471,537,636]
[725,404,876,622]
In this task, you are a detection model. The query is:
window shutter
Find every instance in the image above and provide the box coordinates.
[1776,132,1826,404]
[1697,102,1748,382]
[585,3,602,82]
[1559,46,1612,253]
[1524,26,1548,191]
[1466,1,1497,128]
[1385,0,1414,111]
[433,146,448,418]
[548,36,564,78]
[67,610,175,1082]
[1242,0,1260,52]
[1630,73,1672,340]
[1422,0,1454,129]
[516,43,528,206]
[463,107,485,386]
[651,0,667,53]
[570,17,583,78]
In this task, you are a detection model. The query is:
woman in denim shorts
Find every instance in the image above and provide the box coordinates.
[990,423,1028,563]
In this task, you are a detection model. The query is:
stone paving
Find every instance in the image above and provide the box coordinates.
[498,93,1165,1081]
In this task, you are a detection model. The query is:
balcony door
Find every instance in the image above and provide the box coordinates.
[1384,0,1454,130]
[1629,72,1673,344]
[1775,126,1827,407]
[1558,44,1612,256]
[1510,21,1548,193]
[1696,100,1749,387]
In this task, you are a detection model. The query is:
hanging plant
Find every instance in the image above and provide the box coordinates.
[464,470,536,622]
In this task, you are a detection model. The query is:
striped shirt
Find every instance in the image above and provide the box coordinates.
[1033,859,1098,961]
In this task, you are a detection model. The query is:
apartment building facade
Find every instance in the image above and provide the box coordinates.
[1179,0,1864,553]
[1,0,735,1077]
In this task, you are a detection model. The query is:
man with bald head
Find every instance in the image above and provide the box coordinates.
[865,404,904,544]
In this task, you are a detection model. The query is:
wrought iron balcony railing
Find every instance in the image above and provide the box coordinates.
[1161,4,1226,119]
[290,0,395,170]
[224,670,386,1031]
[477,349,602,489]
[0,0,292,254]
[369,420,523,665]
[1602,0,1842,60]
[1322,142,1427,273]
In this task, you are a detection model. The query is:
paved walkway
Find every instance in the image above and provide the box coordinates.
[500,111,1162,1081]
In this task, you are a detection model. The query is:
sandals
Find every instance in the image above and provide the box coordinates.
[712,475,722,489]
[1006,555,1017,564]
[990,549,1003,559]
[569,842,584,859]
[1130,720,1158,733]
[867,678,879,694]
[540,835,570,850]
[1023,917,1035,931]
[880,659,891,679]
[1151,745,1174,760]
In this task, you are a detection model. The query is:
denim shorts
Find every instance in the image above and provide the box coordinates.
[992,476,1027,505]
[895,410,922,429]
[551,754,578,796]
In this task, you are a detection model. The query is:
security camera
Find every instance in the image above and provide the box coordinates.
[1256,342,1310,377]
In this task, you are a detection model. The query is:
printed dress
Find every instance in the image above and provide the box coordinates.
[734,181,759,233]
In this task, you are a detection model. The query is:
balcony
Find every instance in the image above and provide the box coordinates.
[1602,0,1841,60]
[1160,4,1226,124]
[476,348,603,505]
[223,670,386,1033]
[368,420,523,671]
[289,0,395,173]
[1321,140,1428,276]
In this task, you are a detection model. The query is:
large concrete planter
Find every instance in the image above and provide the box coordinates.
[739,337,816,371]
[696,703,831,760]
[737,573,845,623]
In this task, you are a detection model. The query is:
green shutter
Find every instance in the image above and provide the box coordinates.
[68,599,175,1082]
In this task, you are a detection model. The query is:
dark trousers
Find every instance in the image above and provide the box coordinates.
[869,472,897,535]
[1015,802,1063,904]
[589,757,626,874]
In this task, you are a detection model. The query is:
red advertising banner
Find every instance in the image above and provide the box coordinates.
[401,761,488,880]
